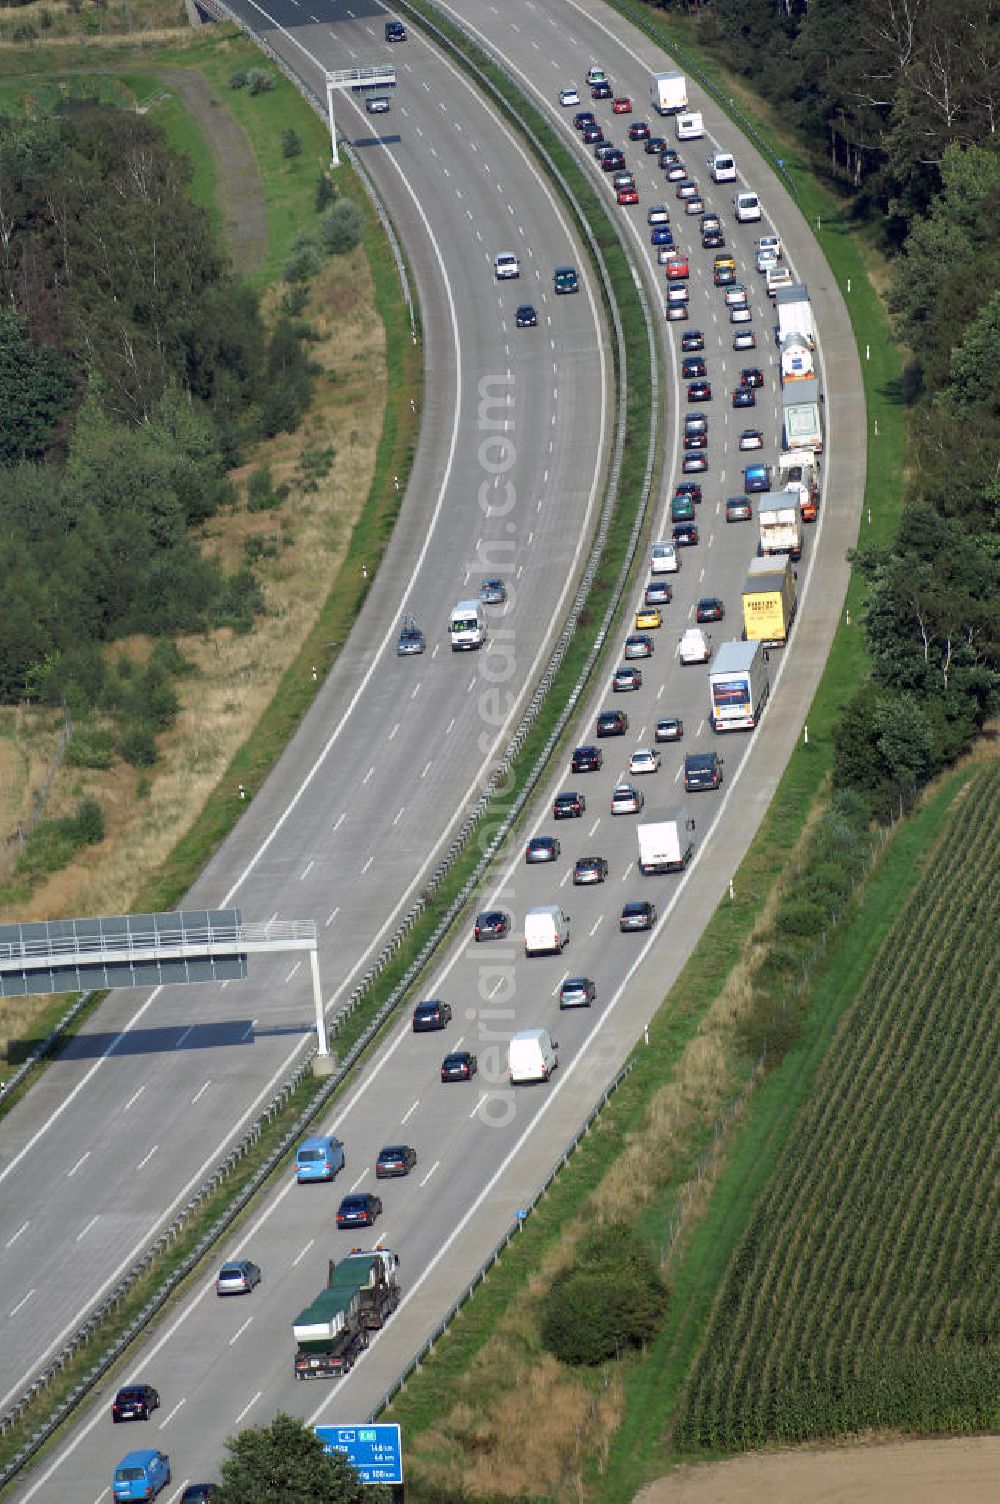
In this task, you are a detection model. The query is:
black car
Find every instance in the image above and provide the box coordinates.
[674,482,703,504]
[112,1385,160,1423]
[515,305,538,328]
[655,716,684,743]
[412,999,453,1031]
[583,124,605,145]
[681,355,706,379]
[627,120,651,141]
[181,1490,220,1504]
[683,431,708,451]
[526,835,561,863]
[658,147,680,167]
[601,150,626,172]
[572,856,608,885]
[732,386,756,408]
[591,79,613,99]
[474,911,510,941]
[441,1051,477,1082]
[572,744,604,773]
[559,976,596,1008]
[687,380,712,402]
[573,110,596,130]
[680,329,705,352]
[644,580,672,606]
[696,597,725,623]
[702,229,726,249]
[741,366,765,388]
[684,751,723,791]
[620,901,656,932]
[376,1145,417,1178]
[645,135,668,154]
[673,522,700,546]
[596,709,628,737]
[337,1192,383,1228]
[384,19,406,40]
[553,791,586,819]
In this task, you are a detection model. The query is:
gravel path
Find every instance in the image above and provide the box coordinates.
[158,65,268,273]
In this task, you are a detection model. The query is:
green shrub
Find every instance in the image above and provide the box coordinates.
[73,794,104,845]
[314,173,336,212]
[321,200,365,255]
[281,285,310,318]
[247,69,276,96]
[118,726,157,768]
[247,465,277,511]
[283,236,324,284]
[228,69,248,89]
[64,727,115,770]
[542,1223,667,1366]
[281,128,302,159]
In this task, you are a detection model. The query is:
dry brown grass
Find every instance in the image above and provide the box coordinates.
[0,0,186,45]
[0,245,383,1056]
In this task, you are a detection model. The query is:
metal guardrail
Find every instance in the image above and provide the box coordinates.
[0,10,661,1486]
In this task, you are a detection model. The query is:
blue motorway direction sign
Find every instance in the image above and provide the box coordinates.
[316,1423,403,1486]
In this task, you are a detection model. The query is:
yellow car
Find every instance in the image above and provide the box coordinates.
[635,606,662,630]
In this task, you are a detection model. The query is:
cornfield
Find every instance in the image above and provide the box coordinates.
[675,763,1000,1450]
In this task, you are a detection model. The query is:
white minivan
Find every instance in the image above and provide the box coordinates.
[508,1028,559,1084]
[733,190,762,223]
[709,149,736,183]
[523,905,570,956]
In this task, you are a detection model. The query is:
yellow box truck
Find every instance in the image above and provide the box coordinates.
[742,556,796,647]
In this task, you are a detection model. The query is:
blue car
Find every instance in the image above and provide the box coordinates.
[650,226,673,245]
[744,464,770,494]
[296,1135,345,1183]
[114,1449,171,1502]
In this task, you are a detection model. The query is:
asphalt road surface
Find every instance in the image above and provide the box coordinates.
[9,1,865,1498]
[0,0,610,1413]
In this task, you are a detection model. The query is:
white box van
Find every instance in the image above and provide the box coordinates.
[709,149,736,183]
[650,541,679,574]
[733,190,762,223]
[523,905,570,956]
[508,1028,558,1084]
[674,111,703,140]
[449,599,485,650]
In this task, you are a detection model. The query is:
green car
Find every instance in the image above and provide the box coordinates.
[670,494,695,522]
[554,266,579,294]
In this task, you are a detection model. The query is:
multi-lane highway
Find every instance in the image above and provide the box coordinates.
[8,0,864,1498]
[0,0,611,1416]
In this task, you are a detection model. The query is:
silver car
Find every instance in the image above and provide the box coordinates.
[396,617,425,654]
[479,577,507,605]
[217,1259,261,1296]
[611,783,644,815]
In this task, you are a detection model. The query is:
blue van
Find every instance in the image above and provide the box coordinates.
[113,1448,171,1501]
[295,1134,345,1183]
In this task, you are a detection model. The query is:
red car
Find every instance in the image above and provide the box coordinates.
[617,186,639,205]
[612,96,633,113]
[664,253,689,280]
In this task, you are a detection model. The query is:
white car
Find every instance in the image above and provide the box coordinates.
[733,329,757,350]
[494,253,520,280]
[730,305,752,324]
[647,205,670,225]
[756,247,778,273]
[678,627,710,664]
[724,283,748,307]
[766,265,794,297]
[757,233,781,260]
[586,66,608,85]
[559,87,580,106]
[739,429,764,450]
[629,748,661,775]
[611,783,644,815]
[650,541,679,574]
[667,283,689,305]
[685,196,705,215]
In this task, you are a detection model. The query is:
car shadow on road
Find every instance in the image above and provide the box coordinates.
[354,134,402,147]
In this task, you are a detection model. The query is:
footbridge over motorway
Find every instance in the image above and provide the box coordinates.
[0,911,330,1050]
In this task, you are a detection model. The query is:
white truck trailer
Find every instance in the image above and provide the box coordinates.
[708,640,770,732]
[781,377,824,453]
[636,806,695,875]
[650,70,687,115]
[775,283,815,348]
[779,332,815,383]
[758,490,803,560]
